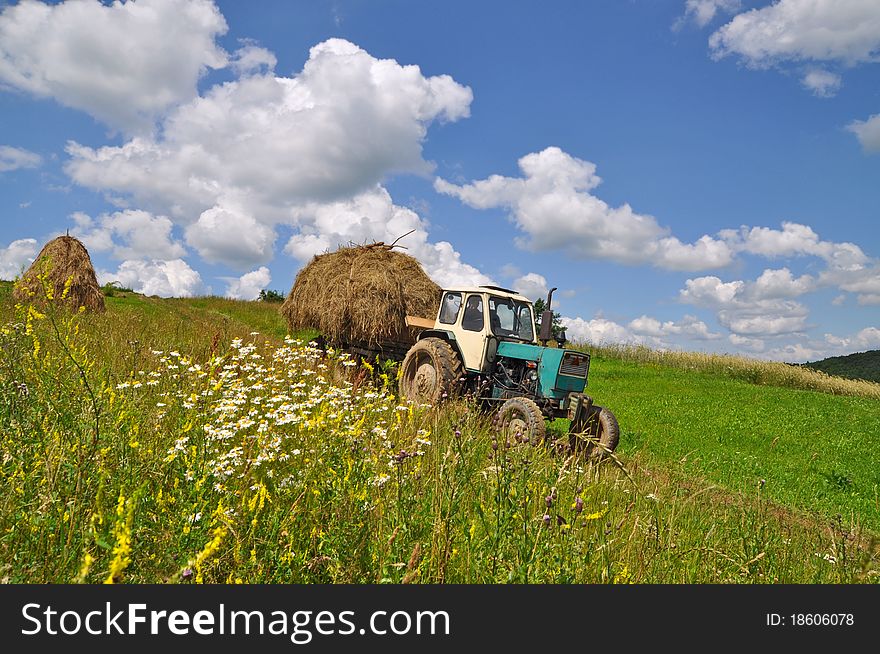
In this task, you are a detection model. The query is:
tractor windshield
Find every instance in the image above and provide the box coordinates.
[488,296,535,342]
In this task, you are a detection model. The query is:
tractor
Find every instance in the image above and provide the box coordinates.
[399,285,619,455]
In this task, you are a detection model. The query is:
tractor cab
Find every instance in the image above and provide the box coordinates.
[426,286,538,373]
[400,285,618,456]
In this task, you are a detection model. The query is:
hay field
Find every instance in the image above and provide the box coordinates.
[1,283,877,583]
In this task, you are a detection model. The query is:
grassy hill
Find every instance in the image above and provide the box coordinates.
[804,350,880,384]
[1,281,878,583]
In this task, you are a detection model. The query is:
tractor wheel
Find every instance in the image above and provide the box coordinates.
[399,337,463,404]
[571,406,619,458]
[494,397,547,445]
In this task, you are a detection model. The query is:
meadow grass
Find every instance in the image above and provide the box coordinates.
[0,285,878,583]
[581,342,880,399]
[579,354,880,532]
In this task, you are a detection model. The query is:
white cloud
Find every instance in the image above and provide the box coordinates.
[752,327,880,362]
[824,327,880,351]
[0,145,41,172]
[629,314,721,340]
[722,221,868,270]
[225,266,271,300]
[561,316,636,345]
[282,186,491,289]
[680,274,810,336]
[749,267,815,299]
[678,275,744,305]
[0,0,228,133]
[63,38,475,273]
[98,259,205,297]
[0,238,38,279]
[185,205,275,270]
[728,333,765,352]
[709,1,880,147]
[801,68,842,97]
[846,114,880,153]
[512,272,549,301]
[66,38,472,217]
[71,209,186,260]
[820,265,880,305]
[710,0,880,67]
[435,147,734,271]
[679,0,742,28]
[231,43,276,76]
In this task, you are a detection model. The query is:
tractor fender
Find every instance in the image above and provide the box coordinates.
[416,329,466,364]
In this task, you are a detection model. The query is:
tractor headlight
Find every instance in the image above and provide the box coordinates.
[529,371,538,381]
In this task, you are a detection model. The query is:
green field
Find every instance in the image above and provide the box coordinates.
[1,282,878,583]
[586,355,880,531]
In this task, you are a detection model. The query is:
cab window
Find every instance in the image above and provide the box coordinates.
[438,292,462,325]
[461,295,484,331]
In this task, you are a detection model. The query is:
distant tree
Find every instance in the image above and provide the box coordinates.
[533,297,565,340]
[258,289,285,303]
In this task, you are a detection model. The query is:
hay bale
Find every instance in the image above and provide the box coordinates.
[13,235,105,312]
[282,244,440,349]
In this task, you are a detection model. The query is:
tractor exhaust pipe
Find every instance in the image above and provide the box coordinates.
[539,287,557,344]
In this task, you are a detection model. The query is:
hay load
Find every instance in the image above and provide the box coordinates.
[13,235,105,312]
[282,243,440,356]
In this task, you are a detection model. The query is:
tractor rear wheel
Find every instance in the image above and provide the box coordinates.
[399,337,463,405]
[494,397,547,445]
[571,406,619,458]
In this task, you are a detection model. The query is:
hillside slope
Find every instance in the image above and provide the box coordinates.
[804,350,880,384]
[2,285,878,582]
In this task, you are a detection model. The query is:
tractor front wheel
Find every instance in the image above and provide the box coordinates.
[399,337,463,405]
[494,397,547,445]
[571,406,619,458]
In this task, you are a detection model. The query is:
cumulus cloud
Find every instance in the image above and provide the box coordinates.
[63,38,476,273]
[282,186,491,288]
[98,259,205,297]
[231,43,276,76]
[65,38,472,216]
[225,266,271,300]
[562,312,721,347]
[846,114,880,153]
[71,209,186,260]
[511,272,550,301]
[0,0,228,134]
[0,145,41,172]
[185,205,275,270]
[728,333,765,352]
[678,0,742,28]
[709,0,880,67]
[820,265,880,305]
[561,316,635,345]
[680,273,810,336]
[0,238,38,279]
[801,68,842,97]
[749,267,815,299]
[721,221,868,270]
[746,326,880,362]
[629,314,721,340]
[435,147,733,271]
[824,327,880,351]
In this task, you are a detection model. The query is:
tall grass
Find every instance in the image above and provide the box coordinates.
[578,342,880,399]
[1,293,877,583]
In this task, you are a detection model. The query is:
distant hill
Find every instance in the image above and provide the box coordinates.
[803,350,880,384]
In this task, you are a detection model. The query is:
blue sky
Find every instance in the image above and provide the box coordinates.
[1,0,879,361]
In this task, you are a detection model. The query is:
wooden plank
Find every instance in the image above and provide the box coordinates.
[405,315,435,329]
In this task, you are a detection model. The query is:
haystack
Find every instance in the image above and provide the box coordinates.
[13,235,105,312]
[282,243,440,350]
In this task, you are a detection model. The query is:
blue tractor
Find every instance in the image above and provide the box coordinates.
[399,286,619,454]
